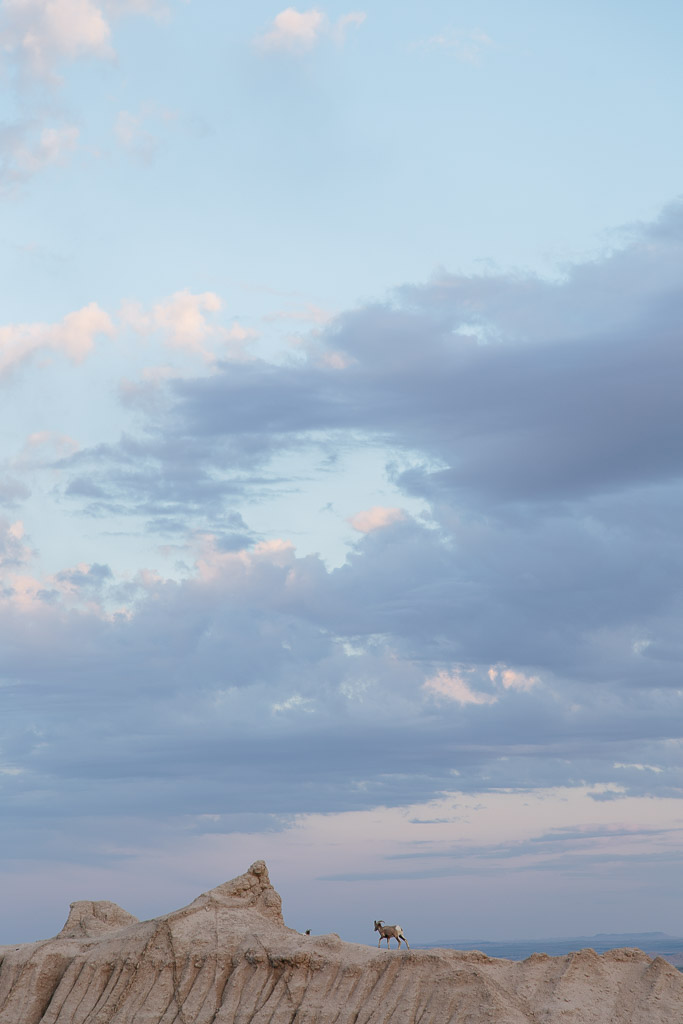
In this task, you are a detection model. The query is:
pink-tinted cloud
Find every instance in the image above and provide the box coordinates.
[0,303,114,377]
[489,664,540,692]
[121,290,220,357]
[1,0,171,80]
[120,290,257,363]
[1,0,113,78]
[194,534,296,585]
[257,7,324,51]
[255,7,365,53]
[423,670,497,706]
[14,431,79,468]
[348,506,405,533]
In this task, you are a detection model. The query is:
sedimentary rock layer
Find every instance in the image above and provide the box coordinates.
[1,860,681,1023]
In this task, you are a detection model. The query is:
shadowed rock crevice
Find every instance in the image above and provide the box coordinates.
[1,860,682,1023]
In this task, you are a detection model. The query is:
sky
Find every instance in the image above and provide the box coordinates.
[1,0,683,946]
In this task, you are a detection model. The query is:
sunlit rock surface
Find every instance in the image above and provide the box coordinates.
[1,860,682,1023]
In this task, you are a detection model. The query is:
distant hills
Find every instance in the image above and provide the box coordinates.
[414,932,683,967]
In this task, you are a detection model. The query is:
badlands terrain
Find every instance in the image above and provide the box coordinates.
[1,860,682,1023]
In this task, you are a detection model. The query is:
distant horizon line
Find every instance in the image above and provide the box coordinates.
[413,930,682,945]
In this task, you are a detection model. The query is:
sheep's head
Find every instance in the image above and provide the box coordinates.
[374,920,384,931]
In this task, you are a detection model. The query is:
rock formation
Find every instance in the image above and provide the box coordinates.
[1,860,681,1023]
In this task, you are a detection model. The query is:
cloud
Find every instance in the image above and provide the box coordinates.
[6,203,683,944]
[103,0,169,15]
[0,0,159,191]
[85,201,683,517]
[120,290,256,363]
[115,111,159,164]
[423,665,541,705]
[423,670,497,706]
[149,290,222,357]
[1,505,683,948]
[0,0,113,78]
[0,477,31,507]
[331,10,365,43]
[0,302,114,377]
[224,322,259,348]
[0,121,79,188]
[348,506,405,533]
[56,209,683,718]
[271,694,315,714]
[114,105,177,164]
[257,7,324,51]
[14,431,79,467]
[0,518,33,568]
[255,7,365,53]
[489,665,540,692]
[0,0,172,79]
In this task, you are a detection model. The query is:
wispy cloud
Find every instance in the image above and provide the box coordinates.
[120,289,258,363]
[0,518,33,568]
[103,0,170,16]
[0,0,114,79]
[0,0,172,79]
[348,506,405,533]
[255,7,365,53]
[0,0,181,193]
[0,121,79,189]
[0,303,114,377]
[489,664,540,692]
[423,670,497,707]
[114,105,176,164]
[415,28,494,64]
[331,10,365,44]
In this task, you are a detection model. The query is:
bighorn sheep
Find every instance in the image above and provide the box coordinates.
[374,920,410,949]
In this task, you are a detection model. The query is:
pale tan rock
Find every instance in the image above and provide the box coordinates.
[0,860,681,1023]
[58,902,139,939]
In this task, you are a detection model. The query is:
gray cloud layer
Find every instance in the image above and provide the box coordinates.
[3,204,683,896]
[64,203,683,512]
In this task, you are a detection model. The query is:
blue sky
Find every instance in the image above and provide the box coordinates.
[2,0,683,945]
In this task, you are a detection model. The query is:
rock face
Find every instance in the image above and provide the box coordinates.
[58,902,140,940]
[1,860,682,1023]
